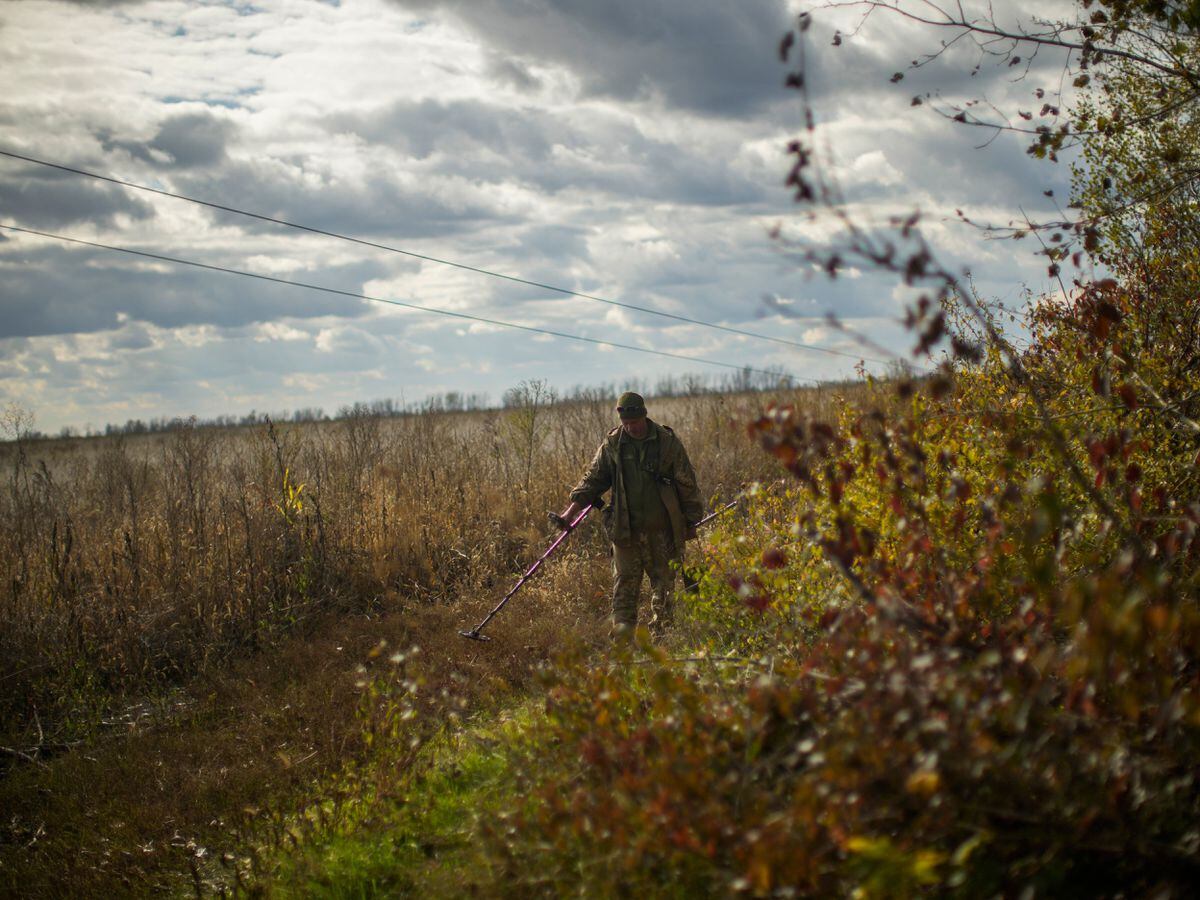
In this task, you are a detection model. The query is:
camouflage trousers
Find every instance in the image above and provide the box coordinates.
[611,529,678,636]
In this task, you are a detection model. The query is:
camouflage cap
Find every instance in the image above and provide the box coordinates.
[616,391,647,420]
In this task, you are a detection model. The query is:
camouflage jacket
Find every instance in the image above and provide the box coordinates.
[570,419,703,548]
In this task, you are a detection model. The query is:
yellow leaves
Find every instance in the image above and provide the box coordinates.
[845,834,946,889]
[287,482,304,510]
[951,832,989,867]
[274,466,306,521]
[905,769,941,796]
[972,731,997,754]
[748,857,773,894]
[911,850,945,884]
[846,835,887,855]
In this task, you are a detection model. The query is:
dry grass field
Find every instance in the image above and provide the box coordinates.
[0,381,856,896]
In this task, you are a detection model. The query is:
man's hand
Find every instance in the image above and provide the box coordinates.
[685,525,698,541]
[550,500,588,532]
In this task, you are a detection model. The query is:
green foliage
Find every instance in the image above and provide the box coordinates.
[685,481,848,656]
[255,684,539,899]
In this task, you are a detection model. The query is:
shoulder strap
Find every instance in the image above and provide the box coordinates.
[655,423,678,456]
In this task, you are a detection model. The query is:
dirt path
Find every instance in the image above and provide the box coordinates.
[0,575,609,898]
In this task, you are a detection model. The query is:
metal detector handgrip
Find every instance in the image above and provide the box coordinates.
[459,500,601,641]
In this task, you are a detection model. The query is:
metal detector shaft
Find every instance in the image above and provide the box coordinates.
[459,502,599,641]
[692,498,739,529]
[689,481,785,530]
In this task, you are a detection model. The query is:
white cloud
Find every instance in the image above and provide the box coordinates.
[281,372,331,392]
[0,0,1072,432]
[847,150,903,187]
[256,322,309,342]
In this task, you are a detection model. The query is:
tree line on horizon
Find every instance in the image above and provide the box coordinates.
[5,363,799,442]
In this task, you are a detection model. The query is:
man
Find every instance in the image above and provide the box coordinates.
[551,391,703,638]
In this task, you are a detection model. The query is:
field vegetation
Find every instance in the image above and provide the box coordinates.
[4,0,1200,896]
[244,1,1199,895]
[0,381,838,896]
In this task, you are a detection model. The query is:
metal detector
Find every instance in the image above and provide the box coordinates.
[459,500,604,642]
[457,493,745,642]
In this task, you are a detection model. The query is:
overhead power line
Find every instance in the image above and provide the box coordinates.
[0,147,885,364]
[0,223,806,382]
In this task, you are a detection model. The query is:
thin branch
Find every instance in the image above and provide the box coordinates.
[1,745,48,768]
[823,0,1195,80]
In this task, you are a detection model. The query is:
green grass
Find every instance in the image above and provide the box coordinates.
[262,703,538,898]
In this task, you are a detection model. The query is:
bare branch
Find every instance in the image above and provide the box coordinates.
[821,0,1196,80]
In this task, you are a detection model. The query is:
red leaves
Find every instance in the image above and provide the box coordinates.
[743,593,771,613]
[928,376,953,399]
[772,441,798,468]
[903,250,930,285]
[750,409,846,493]
[762,547,788,569]
[779,31,795,62]
[580,737,607,767]
[1085,297,1122,342]
[828,475,844,506]
[1145,604,1169,632]
[1115,383,1139,410]
[1087,429,1135,491]
[784,140,815,201]
[729,573,771,612]
[951,337,983,363]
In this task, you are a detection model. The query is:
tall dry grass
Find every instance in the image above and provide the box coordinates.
[0,383,854,748]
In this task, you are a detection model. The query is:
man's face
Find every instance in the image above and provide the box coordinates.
[621,417,648,439]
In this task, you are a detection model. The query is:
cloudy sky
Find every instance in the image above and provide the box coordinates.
[0,0,1073,434]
